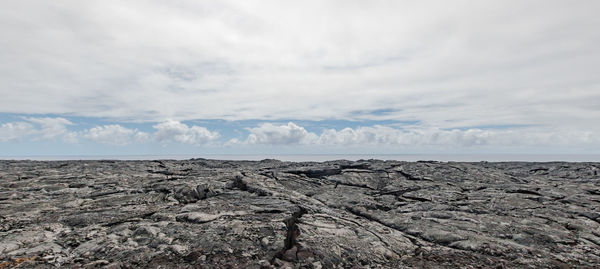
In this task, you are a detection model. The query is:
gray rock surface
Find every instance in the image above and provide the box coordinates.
[0,159,599,268]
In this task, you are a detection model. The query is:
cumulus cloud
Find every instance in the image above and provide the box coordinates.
[0,117,78,143]
[318,126,494,147]
[0,122,35,142]
[2,117,599,153]
[319,126,400,145]
[1,118,220,146]
[153,120,219,144]
[83,124,148,145]
[244,122,319,145]
[23,117,78,142]
[238,122,495,147]
[234,122,600,149]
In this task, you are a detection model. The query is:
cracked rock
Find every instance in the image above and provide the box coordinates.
[0,159,599,268]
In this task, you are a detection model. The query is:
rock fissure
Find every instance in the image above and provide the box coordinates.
[273,206,307,262]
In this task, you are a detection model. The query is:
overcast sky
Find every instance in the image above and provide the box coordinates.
[1,1,599,157]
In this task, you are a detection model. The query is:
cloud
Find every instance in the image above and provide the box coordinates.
[0,1,598,154]
[2,117,599,154]
[1,118,219,146]
[244,122,319,145]
[83,124,148,145]
[318,126,493,147]
[23,117,77,142]
[319,126,399,145]
[0,122,35,142]
[321,126,600,148]
[153,120,219,144]
[237,122,497,147]
[134,132,150,143]
[0,117,78,143]
[1,118,220,146]
[0,0,598,136]
[235,122,600,150]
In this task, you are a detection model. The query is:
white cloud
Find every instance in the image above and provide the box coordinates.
[238,122,499,147]
[321,126,600,149]
[0,117,78,143]
[61,132,79,144]
[244,122,318,145]
[234,122,600,150]
[0,122,35,142]
[2,117,599,153]
[23,117,77,142]
[134,131,150,143]
[83,124,148,145]
[318,126,495,147]
[319,126,399,145]
[153,120,219,144]
[0,0,598,136]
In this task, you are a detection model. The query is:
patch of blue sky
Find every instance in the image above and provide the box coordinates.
[0,113,115,131]
[445,124,537,131]
[0,137,224,158]
[2,112,420,143]
[185,118,419,138]
[348,108,401,116]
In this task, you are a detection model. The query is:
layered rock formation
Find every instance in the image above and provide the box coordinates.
[0,159,599,268]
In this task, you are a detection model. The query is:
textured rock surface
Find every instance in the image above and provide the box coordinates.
[0,159,599,268]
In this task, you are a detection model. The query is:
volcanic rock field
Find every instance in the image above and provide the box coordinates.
[1,159,599,268]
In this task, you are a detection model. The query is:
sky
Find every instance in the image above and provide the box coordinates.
[1,0,599,157]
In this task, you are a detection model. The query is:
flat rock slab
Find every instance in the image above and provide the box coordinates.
[0,159,599,268]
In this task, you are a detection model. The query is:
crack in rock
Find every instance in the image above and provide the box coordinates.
[273,206,307,262]
[2,160,600,267]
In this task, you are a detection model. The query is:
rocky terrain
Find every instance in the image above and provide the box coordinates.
[0,159,599,268]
